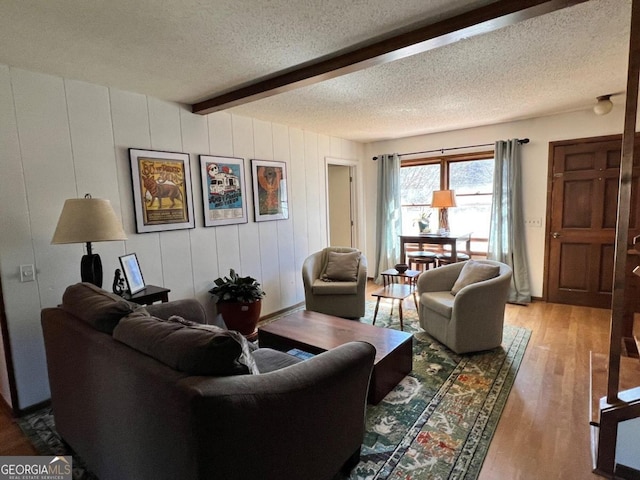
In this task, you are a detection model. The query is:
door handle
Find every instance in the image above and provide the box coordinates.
[552,232,561,238]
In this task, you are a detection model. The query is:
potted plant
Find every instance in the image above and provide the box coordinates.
[209,269,265,339]
[414,211,432,233]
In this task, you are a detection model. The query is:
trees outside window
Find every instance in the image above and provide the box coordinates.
[399,163,440,233]
[399,152,494,254]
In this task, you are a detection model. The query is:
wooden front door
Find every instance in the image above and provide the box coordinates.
[546,134,640,309]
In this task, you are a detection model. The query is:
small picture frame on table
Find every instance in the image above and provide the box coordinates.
[119,253,146,294]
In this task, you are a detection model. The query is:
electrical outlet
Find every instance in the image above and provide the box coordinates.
[20,264,35,282]
[525,218,542,228]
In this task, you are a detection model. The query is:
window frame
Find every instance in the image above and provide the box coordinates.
[400,150,494,255]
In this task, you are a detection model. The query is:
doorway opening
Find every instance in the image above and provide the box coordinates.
[325,158,360,249]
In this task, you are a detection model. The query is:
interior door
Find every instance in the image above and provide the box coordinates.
[546,135,640,309]
[327,164,353,247]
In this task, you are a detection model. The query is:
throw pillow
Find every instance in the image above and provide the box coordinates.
[168,315,259,374]
[61,282,135,334]
[451,260,500,296]
[322,251,360,282]
[113,313,250,376]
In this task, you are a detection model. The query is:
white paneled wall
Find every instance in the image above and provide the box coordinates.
[0,65,364,410]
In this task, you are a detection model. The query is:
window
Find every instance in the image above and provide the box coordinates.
[400,151,494,254]
[399,163,440,233]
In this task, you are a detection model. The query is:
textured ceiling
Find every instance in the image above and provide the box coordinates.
[0,0,631,142]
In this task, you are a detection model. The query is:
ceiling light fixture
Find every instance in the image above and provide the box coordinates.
[594,95,614,116]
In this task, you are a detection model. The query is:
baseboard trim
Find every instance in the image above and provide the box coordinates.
[616,463,640,480]
[0,395,51,418]
[259,301,304,323]
[13,399,51,417]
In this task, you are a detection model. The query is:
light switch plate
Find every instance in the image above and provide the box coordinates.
[524,218,542,228]
[20,264,35,282]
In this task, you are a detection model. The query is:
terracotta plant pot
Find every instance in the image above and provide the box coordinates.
[216,299,262,339]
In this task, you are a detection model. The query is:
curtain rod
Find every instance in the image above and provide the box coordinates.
[371,138,530,161]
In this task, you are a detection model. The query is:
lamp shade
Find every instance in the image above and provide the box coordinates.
[52,197,127,244]
[431,190,457,208]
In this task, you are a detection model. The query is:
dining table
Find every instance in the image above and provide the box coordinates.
[399,232,472,264]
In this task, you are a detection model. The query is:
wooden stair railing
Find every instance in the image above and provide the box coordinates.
[596,390,640,477]
[589,352,640,476]
[590,353,640,476]
[592,0,640,477]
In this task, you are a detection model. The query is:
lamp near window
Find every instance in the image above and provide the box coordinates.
[431,190,457,234]
[52,194,127,288]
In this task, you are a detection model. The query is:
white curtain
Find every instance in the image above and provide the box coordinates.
[488,139,531,304]
[374,153,402,283]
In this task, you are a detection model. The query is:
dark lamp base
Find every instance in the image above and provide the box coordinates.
[81,253,103,288]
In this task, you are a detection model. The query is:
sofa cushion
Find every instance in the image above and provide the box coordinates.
[421,291,455,318]
[311,279,358,295]
[113,311,250,376]
[451,260,500,296]
[252,348,302,373]
[322,251,360,282]
[61,282,135,334]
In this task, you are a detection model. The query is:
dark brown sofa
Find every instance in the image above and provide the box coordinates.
[41,283,375,480]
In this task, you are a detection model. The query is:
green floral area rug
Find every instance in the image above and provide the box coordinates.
[349,300,530,480]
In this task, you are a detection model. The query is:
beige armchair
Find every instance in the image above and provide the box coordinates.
[302,247,367,319]
[416,259,512,354]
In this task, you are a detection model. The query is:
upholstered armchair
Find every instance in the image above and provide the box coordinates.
[302,247,367,319]
[416,259,512,354]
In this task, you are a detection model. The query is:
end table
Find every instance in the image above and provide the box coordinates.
[122,285,170,305]
[371,284,413,331]
[372,268,422,331]
[380,268,420,308]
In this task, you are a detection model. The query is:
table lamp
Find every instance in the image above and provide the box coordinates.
[52,194,127,287]
[431,190,457,234]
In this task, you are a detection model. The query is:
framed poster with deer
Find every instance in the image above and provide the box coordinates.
[128,148,195,233]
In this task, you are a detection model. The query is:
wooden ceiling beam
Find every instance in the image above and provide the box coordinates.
[192,0,588,115]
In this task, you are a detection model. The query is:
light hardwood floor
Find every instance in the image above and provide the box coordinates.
[369,281,613,479]
[0,288,627,479]
[0,401,37,456]
[478,300,610,480]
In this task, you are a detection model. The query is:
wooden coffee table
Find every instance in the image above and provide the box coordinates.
[258,310,413,404]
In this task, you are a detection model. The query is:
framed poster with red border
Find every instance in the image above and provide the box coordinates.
[251,159,289,222]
